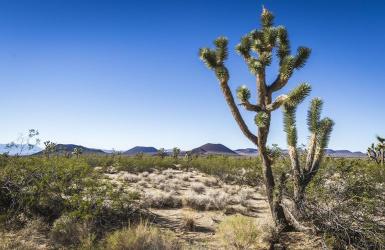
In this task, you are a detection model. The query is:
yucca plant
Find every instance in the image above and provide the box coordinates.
[199,7,326,229]
[367,136,385,165]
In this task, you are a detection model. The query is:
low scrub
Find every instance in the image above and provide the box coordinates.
[215,214,262,250]
[105,221,182,250]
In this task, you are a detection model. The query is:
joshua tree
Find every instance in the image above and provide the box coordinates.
[135,152,144,159]
[172,147,181,160]
[283,98,334,213]
[157,148,167,159]
[367,136,385,165]
[72,147,83,158]
[199,7,321,228]
[44,141,57,159]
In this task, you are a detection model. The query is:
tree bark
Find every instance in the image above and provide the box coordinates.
[258,115,289,230]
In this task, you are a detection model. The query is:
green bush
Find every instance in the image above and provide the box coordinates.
[0,157,90,221]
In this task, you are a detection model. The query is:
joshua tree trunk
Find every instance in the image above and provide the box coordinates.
[259,133,289,228]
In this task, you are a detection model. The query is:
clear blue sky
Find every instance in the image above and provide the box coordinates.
[0,0,384,151]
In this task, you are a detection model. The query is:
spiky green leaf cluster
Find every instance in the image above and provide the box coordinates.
[307,98,323,133]
[215,37,229,63]
[235,36,251,58]
[199,37,229,82]
[255,112,269,128]
[199,48,217,69]
[294,47,311,69]
[283,106,297,146]
[278,56,295,80]
[236,85,251,102]
[316,118,334,149]
[285,83,311,107]
[276,26,290,61]
[261,7,274,28]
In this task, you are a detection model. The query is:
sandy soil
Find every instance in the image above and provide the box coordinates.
[102,167,323,249]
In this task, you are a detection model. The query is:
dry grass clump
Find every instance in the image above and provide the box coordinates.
[0,218,51,250]
[183,190,229,211]
[142,191,182,208]
[179,173,191,182]
[202,176,219,187]
[140,171,149,178]
[50,214,91,247]
[159,179,182,192]
[152,175,167,185]
[181,211,196,231]
[183,191,211,210]
[215,214,261,250]
[191,182,206,194]
[223,185,241,195]
[137,180,149,188]
[122,173,139,183]
[105,221,182,250]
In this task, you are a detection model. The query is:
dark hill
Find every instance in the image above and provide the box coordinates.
[124,146,158,155]
[191,143,238,155]
[34,144,105,155]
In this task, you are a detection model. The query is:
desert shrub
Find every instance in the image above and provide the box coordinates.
[122,173,139,183]
[183,190,229,211]
[142,191,182,208]
[190,182,206,194]
[0,156,141,244]
[82,155,263,185]
[0,157,90,221]
[105,221,182,250]
[216,215,261,250]
[305,159,385,249]
[67,178,140,235]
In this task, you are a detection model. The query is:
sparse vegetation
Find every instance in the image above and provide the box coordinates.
[0,153,383,249]
[105,221,182,250]
[215,215,264,250]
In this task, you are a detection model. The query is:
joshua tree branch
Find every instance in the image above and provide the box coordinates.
[220,80,258,145]
[305,133,317,172]
[268,76,288,94]
[257,71,268,106]
[239,101,262,112]
[265,95,288,112]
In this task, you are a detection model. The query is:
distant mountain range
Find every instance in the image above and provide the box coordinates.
[34,144,105,155]
[235,148,258,156]
[0,142,366,158]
